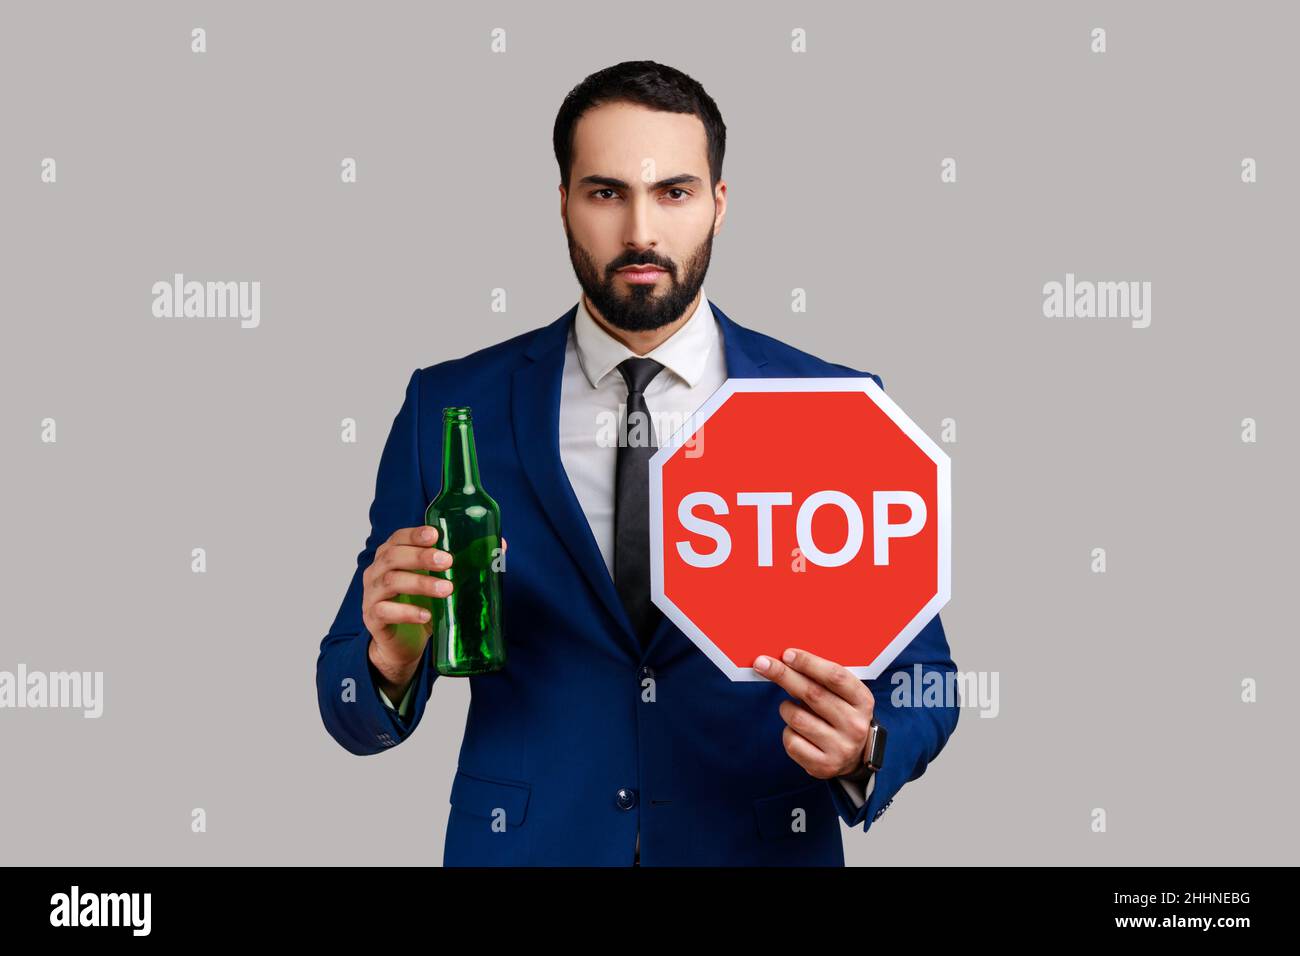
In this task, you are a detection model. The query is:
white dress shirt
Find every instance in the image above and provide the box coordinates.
[558,285,726,577]
[378,287,874,861]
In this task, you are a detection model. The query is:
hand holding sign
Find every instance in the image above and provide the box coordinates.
[754,646,877,779]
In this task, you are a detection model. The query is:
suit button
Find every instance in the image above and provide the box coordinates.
[616,788,637,810]
[639,666,655,680]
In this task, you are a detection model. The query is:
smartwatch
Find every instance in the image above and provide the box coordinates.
[864,718,887,772]
[843,718,886,784]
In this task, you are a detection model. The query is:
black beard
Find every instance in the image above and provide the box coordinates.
[566,224,714,333]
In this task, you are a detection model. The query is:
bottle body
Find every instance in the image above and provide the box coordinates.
[424,488,506,675]
[394,407,506,676]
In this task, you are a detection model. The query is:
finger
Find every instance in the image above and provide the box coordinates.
[388,525,439,548]
[369,598,434,626]
[782,725,836,779]
[375,544,454,579]
[372,568,453,602]
[778,698,844,757]
[754,651,858,727]
[780,648,872,709]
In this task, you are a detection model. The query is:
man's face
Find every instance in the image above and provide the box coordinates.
[560,101,725,333]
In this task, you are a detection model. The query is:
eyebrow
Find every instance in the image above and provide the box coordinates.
[577,173,704,191]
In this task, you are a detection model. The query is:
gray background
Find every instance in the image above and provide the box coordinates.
[1,0,1295,865]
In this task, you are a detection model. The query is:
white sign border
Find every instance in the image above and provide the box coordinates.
[649,377,951,682]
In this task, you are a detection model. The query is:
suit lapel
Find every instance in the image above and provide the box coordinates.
[709,299,770,379]
[511,306,640,652]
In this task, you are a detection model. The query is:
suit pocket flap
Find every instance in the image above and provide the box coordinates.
[449,769,531,826]
[752,781,826,840]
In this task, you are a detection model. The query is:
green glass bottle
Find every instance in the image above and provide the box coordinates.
[394,406,506,676]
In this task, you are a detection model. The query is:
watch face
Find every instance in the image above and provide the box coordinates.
[868,722,887,768]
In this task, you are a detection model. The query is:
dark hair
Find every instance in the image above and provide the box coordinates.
[553,60,727,192]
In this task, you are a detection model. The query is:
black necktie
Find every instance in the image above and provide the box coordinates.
[614,357,665,649]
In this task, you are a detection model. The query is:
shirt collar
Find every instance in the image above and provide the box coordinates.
[573,287,716,389]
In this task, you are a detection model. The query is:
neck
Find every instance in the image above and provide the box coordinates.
[585,289,700,355]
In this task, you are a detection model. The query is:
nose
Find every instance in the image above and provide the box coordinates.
[622,191,659,255]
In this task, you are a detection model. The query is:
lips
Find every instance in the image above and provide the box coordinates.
[619,266,666,283]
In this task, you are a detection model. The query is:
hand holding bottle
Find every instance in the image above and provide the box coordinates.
[362,524,452,677]
[362,525,507,693]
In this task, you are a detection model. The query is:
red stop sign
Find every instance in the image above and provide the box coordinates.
[649,377,950,681]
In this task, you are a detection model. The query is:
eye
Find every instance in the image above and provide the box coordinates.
[589,188,691,202]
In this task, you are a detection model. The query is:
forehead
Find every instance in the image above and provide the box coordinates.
[571,101,708,178]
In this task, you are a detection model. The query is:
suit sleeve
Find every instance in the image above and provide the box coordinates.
[821,364,959,831]
[315,367,440,755]
[824,611,959,831]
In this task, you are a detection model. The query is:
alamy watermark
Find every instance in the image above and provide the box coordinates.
[0,665,103,718]
[889,663,999,718]
[49,886,150,936]
[1043,272,1151,328]
[152,272,260,329]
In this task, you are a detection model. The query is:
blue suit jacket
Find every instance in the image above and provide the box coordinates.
[316,299,959,866]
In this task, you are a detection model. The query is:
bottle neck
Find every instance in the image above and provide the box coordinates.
[440,415,482,495]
